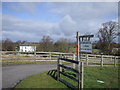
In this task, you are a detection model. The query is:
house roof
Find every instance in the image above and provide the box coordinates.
[20,42,31,46]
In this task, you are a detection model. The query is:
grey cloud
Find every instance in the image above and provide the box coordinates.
[2,14,80,42]
[2,14,63,41]
[59,15,78,36]
[2,2,118,42]
[49,2,118,35]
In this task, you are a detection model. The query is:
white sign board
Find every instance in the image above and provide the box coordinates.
[80,41,92,53]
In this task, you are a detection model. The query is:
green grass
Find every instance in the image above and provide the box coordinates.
[84,67,119,88]
[15,67,119,89]
[15,72,69,89]
[93,49,101,53]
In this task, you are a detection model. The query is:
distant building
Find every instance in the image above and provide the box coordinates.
[19,42,36,52]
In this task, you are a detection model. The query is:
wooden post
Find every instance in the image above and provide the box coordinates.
[101,54,103,67]
[78,61,81,89]
[86,54,88,66]
[57,57,60,81]
[49,53,51,60]
[34,51,36,56]
[73,53,76,69]
[114,56,116,67]
[60,55,62,72]
[76,32,80,89]
[60,62,63,72]
[111,57,113,62]
[17,51,20,56]
[76,32,80,63]
[34,46,36,56]
[81,62,84,89]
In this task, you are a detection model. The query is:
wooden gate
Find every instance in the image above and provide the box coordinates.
[57,55,84,89]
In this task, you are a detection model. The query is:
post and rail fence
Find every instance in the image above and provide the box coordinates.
[81,54,119,67]
[1,51,119,67]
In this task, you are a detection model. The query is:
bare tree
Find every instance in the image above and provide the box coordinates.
[54,38,70,53]
[97,21,118,54]
[2,39,15,51]
[38,36,53,52]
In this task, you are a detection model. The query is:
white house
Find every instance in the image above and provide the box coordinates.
[19,42,36,52]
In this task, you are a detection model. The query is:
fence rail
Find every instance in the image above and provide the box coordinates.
[81,54,119,67]
[1,51,120,67]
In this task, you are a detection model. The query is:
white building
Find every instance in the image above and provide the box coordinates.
[19,42,36,52]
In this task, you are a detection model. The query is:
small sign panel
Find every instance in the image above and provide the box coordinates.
[80,41,92,53]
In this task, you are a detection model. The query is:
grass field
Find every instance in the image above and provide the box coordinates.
[15,67,119,89]
[93,49,101,53]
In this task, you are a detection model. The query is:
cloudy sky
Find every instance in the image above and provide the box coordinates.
[2,2,118,42]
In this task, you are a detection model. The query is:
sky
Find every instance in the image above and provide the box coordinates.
[1,1,118,42]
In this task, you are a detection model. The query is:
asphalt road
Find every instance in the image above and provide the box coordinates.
[2,63,57,88]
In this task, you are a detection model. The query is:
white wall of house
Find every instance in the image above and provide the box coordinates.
[19,46,36,52]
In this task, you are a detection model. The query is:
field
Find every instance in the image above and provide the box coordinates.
[15,67,119,89]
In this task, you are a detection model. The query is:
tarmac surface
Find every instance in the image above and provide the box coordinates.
[2,63,57,88]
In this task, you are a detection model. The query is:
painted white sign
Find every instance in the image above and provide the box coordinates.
[80,41,92,53]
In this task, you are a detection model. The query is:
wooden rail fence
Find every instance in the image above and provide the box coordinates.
[57,55,84,89]
[1,51,119,67]
[81,54,119,67]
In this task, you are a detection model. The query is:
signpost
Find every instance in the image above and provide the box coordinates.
[76,32,94,60]
[76,32,94,89]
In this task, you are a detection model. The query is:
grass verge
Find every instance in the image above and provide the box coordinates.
[15,67,119,89]
[15,72,69,89]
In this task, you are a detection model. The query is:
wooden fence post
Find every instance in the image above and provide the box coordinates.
[60,55,63,72]
[78,61,81,89]
[73,54,76,69]
[34,46,36,56]
[114,56,116,67]
[57,57,60,81]
[34,51,36,56]
[101,54,103,67]
[49,53,51,60]
[81,62,84,89]
[86,54,88,66]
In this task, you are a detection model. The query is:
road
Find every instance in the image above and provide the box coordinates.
[2,63,57,88]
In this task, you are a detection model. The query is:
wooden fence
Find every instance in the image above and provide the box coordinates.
[57,55,84,89]
[81,54,119,67]
[1,51,119,67]
[1,51,74,61]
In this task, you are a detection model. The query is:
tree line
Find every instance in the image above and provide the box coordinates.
[2,37,75,53]
[1,21,120,55]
